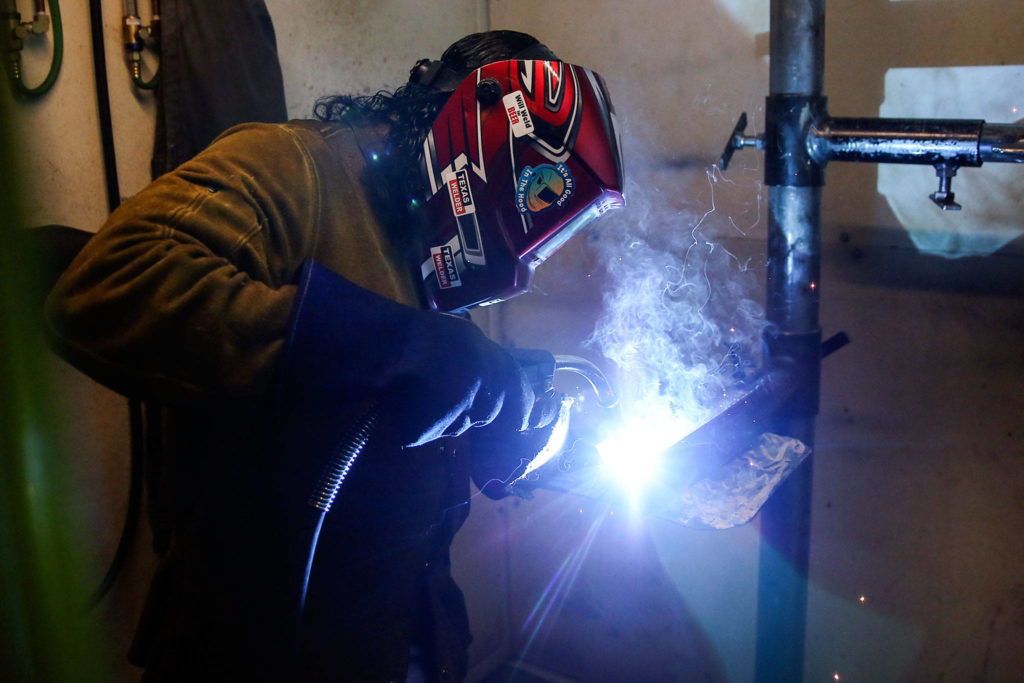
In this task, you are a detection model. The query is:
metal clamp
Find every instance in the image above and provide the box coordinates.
[719,112,765,171]
[929,163,962,211]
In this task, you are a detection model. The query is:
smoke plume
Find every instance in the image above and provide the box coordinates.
[587,167,766,450]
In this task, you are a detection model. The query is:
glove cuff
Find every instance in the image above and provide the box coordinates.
[275,260,419,411]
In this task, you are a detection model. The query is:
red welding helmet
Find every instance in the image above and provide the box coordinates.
[415,59,625,311]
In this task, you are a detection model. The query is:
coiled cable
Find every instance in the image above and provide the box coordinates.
[297,405,379,619]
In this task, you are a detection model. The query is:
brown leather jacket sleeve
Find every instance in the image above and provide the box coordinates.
[44,123,322,404]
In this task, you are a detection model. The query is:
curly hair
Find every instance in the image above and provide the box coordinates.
[314,31,557,195]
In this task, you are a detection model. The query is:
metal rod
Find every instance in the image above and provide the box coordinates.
[756,1,825,681]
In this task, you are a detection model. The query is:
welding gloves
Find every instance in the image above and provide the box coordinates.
[276,260,548,448]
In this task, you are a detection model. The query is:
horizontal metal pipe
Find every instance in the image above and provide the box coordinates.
[811,117,984,165]
[810,118,1024,166]
[980,124,1024,163]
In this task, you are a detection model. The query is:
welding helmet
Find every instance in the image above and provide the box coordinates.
[412,58,625,311]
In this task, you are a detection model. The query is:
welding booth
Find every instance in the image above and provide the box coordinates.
[2,1,1023,682]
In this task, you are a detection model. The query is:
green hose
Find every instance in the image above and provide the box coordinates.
[9,0,63,97]
[132,65,159,91]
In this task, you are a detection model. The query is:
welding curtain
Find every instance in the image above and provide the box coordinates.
[152,0,288,176]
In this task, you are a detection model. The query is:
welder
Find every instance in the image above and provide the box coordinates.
[44,31,624,682]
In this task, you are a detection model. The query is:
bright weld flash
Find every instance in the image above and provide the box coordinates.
[595,416,692,497]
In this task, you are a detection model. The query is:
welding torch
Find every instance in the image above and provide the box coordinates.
[517,332,850,508]
[293,349,611,624]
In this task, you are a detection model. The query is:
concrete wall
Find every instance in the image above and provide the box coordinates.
[5,0,1023,681]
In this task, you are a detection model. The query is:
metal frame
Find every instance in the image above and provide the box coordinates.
[718,1,1024,680]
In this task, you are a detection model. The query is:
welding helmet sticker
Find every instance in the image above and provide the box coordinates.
[444,168,476,217]
[516,163,575,215]
[431,245,462,289]
[503,90,535,138]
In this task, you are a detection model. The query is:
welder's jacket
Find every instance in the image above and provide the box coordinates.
[46,121,481,681]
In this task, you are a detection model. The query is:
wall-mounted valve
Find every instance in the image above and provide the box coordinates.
[123,0,159,90]
[3,0,62,97]
[9,0,48,39]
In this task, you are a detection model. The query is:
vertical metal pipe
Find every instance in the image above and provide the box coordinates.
[769,0,825,95]
[756,1,825,681]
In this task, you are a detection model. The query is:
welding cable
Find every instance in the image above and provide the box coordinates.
[296,404,379,623]
[84,398,145,610]
[7,0,63,97]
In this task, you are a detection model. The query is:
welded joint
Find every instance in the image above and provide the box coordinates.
[764,94,828,188]
[764,326,823,420]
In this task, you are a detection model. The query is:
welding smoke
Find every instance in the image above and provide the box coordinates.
[586,167,766,454]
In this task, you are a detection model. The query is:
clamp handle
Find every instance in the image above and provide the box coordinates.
[929,163,962,211]
[719,112,764,170]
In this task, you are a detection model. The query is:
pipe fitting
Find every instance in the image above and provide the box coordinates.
[764,94,828,187]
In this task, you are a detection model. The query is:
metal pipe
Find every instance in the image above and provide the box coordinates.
[660,366,800,485]
[809,118,1024,166]
[813,117,983,165]
[980,124,1024,163]
[734,6,1020,673]
[769,0,824,95]
[756,1,825,681]
[765,187,822,332]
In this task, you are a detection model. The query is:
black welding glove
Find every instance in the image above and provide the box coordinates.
[459,345,569,497]
[276,260,535,447]
[467,394,572,499]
